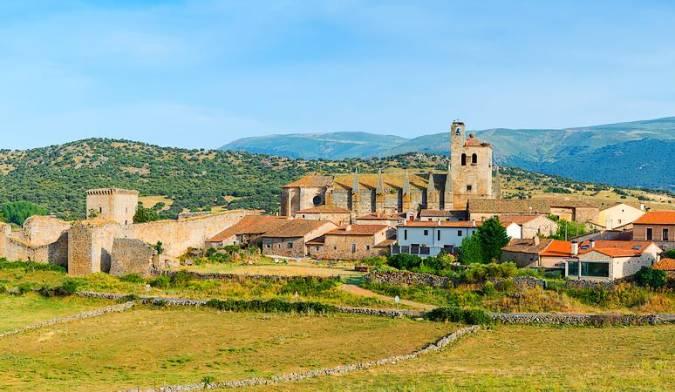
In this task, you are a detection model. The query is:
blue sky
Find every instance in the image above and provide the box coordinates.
[1,0,674,149]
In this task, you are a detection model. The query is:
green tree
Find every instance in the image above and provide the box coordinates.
[133,205,160,223]
[0,201,48,225]
[634,267,667,289]
[477,217,510,262]
[548,215,587,240]
[458,234,483,264]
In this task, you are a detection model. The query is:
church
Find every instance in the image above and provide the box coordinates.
[280,121,501,219]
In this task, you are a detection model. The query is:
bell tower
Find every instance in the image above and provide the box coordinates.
[448,120,493,210]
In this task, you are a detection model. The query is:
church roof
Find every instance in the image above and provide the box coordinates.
[333,172,436,190]
[283,175,333,188]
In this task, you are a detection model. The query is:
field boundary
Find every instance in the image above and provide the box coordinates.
[0,301,135,339]
[125,325,481,391]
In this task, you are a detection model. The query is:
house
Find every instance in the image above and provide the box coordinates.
[467,198,599,224]
[591,203,644,230]
[206,215,291,248]
[261,219,337,258]
[393,220,479,257]
[633,211,675,250]
[500,214,558,239]
[294,205,351,226]
[501,239,662,281]
[653,258,675,279]
[419,209,468,222]
[307,225,394,260]
[501,237,553,268]
[355,212,407,227]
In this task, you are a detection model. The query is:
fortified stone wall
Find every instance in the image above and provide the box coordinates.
[122,210,254,258]
[86,188,139,225]
[110,238,155,276]
[68,221,121,276]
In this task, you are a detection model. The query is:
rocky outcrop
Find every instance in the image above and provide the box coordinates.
[126,325,481,391]
[366,271,451,288]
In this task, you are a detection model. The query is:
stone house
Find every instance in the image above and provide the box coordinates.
[307,225,394,260]
[500,237,553,268]
[206,215,291,248]
[394,220,479,258]
[294,205,351,226]
[633,211,675,250]
[500,214,558,239]
[592,203,644,230]
[262,220,337,258]
[468,199,599,224]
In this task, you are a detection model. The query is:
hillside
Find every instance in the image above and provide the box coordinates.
[0,138,673,221]
[221,117,675,190]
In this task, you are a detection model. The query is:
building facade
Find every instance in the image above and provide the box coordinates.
[394,221,479,257]
[633,211,675,250]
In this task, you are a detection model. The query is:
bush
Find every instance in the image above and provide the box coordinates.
[387,254,423,270]
[149,275,171,289]
[38,279,80,297]
[0,259,65,273]
[205,298,337,314]
[361,256,387,268]
[119,274,145,284]
[462,262,518,283]
[425,306,493,325]
[0,201,48,225]
[634,267,667,289]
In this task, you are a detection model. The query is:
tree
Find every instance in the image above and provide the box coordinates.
[476,217,510,262]
[634,267,667,289]
[458,234,483,264]
[154,241,164,255]
[133,205,160,224]
[548,215,587,240]
[0,201,48,225]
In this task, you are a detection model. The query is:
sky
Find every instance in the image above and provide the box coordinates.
[1,0,674,150]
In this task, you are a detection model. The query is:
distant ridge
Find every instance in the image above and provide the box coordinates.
[221,117,675,190]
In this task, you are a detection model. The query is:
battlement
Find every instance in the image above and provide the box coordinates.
[87,188,140,196]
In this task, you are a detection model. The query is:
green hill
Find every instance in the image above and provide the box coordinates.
[221,117,675,190]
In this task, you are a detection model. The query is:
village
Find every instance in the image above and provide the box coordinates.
[1,121,673,283]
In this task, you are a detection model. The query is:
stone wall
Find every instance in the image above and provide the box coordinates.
[309,234,389,260]
[262,237,306,258]
[68,221,121,276]
[490,312,663,326]
[110,238,155,276]
[0,217,70,265]
[366,271,451,288]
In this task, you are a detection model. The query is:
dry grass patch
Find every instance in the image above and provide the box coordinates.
[261,324,675,391]
[139,195,173,210]
[185,262,362,278]
[0,307,452,391]
[0,293,110,333]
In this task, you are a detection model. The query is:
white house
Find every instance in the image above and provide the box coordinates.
[592,203,645,230]
[393,221,479,257]
[500,214,558,239]
[563,240,661,281]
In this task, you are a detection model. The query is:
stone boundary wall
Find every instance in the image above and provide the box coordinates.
[366,271,451,288]
[126,325,481,391]
[0,301,135,339]
[77,291,422,317]
[489,312,674,326]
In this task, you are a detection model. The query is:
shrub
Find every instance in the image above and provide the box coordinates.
[634,267,667,289]
[205,298,336,314]
[424,306,493,325]
[0,259,65,273]
[387,254,423,270]
[462,262,517,283]
[38,278,81,297]
[120,274,145,284]
[149,275,171,289]
[361,256,387,268]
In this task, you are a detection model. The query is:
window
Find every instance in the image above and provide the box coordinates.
[646,228,653,241]
[664,228,670,241]
[266,244,271,249]
[287,242,293,249]
[351,244,356,253]
[461,153,467,166]
[423,230,429,236]
[437,230,441,241]
[404,229,407,240]
[99,207,102,213]
[466,185,472,192]
[458,230,463,236]
[568,261,610,277]
[471,153,477,165]
[366,245,370,251]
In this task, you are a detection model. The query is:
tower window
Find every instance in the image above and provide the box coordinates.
[472,153,478,165]
[467,185,473,192]
[461,154,467,166]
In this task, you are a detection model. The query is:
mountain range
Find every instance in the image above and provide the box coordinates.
[222,117,675,191]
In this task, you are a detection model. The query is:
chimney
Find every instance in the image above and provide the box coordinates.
[590,239,595,248]
[640,204,645,211]
[571,241,579,256]
[533,236,540,246]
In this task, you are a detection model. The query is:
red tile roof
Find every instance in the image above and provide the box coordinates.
[540,239,657,258]
[653,258,675,271]
[326,225,388,236]
[296,205,350,214]
[400,221,479,228]
[634,211,675,225]
[263,219,335,238]
[283,175,333,188]
[499,214,546,226]
[208,215,290,242]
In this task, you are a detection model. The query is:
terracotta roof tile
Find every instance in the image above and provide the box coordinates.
[634,211,675,225]
[326,225,388,236]
[502,238,553,254]
[208,215,290,242]
[653,258,675,271]
[283,175,333,188]
[468,199,551,214]
[540,239,657,258]
[399,221,479,228]
[263,219,335,238]
[296,205,351,214]
[499,214,545,226]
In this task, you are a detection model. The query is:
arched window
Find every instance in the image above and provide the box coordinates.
[472,153,478,165]
[461,153,467,166]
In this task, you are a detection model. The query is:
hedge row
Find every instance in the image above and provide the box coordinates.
[204,298,338,314]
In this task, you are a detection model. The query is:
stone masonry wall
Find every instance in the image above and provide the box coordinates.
[366,271,451,288]
[110,238,155,277]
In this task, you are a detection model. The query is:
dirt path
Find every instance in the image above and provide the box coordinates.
[338,284,436,311]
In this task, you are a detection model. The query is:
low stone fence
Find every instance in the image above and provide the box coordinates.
[0,301,135,339]
[489,312,673,326]
[366,271,451,288]
[126,325,481,391]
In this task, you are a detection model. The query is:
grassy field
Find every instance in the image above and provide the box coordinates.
[0,307,452,391]
[256,324,675,391]
[181,259,363,278]
[0,294,110,333]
